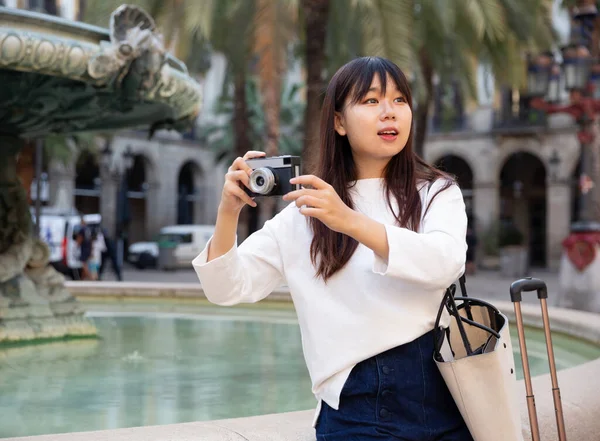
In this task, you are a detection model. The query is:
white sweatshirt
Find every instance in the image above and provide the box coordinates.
[192,178,467,425]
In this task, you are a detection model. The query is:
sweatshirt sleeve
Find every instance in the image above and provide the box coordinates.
[192,207,290,306]
[372,179,467,290]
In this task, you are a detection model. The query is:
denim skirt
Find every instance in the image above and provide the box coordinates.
[315,329,474,441]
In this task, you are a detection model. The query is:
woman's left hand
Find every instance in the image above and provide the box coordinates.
[282,175,355,234]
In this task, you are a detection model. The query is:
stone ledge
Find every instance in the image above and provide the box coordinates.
[65,281,293,301]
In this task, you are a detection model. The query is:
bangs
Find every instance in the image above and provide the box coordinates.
[347,57,408,105]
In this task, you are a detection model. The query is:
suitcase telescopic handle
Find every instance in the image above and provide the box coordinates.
[509,277,548,302]
[509,277,568,441]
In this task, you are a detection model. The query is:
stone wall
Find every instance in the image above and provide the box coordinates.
[425,129,580,270]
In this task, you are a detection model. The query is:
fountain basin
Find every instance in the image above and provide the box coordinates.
[0,6,202,136]
[2,283,599,441]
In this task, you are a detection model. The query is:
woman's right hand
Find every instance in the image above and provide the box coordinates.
[219,151,266,214]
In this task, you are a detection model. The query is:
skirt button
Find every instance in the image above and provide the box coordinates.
[379,408,389,418]
[382,366,391,375]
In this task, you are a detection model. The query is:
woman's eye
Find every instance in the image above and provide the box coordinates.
[395,97,406,103]
[364,98,378,104]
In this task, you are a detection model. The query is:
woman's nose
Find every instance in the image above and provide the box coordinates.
[379,101,396,120]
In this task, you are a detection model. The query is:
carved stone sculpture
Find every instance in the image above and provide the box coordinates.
[0,5,202,345]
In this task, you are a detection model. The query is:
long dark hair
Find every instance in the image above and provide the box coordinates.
[309,57,453,281]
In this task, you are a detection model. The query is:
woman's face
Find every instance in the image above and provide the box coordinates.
[334,74,412,177]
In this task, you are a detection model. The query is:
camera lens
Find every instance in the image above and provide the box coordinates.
[249,167,276,195]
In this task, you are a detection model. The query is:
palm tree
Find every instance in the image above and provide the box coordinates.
[301,0,555,159]
[208,0,298,235]
[200,78,305,163]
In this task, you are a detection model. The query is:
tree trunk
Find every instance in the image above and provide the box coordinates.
[254,0,285,229]
[301,0,330,174]
[414,49,434,159]
[233,69,253,242]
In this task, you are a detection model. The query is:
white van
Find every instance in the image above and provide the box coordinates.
[34,208,102,279]
[157,224,214,270]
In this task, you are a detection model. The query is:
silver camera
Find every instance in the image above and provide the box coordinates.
[244,155,302,197]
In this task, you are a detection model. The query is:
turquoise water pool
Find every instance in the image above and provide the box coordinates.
[0,301,598,438]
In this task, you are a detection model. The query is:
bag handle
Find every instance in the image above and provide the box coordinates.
[457,274,473,320]
[453,296,502,339]
[434,285,474,355]
[433,281,502,358]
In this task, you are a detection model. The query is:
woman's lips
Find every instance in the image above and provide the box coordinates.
[378,130,398,141]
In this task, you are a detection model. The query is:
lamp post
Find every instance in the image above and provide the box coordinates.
[100,143,134,272]
[528,2,600,275]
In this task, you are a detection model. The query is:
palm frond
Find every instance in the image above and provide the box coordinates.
[482,32,527,88]
[183,0,215,39]
[210,0,255,74]
[377,0,414,69]
[44,133,100,165]
[82,0,158,27]
[326,0,364,75]
[454,50,480,100]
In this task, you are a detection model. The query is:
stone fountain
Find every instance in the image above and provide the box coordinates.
[0,6,202,344]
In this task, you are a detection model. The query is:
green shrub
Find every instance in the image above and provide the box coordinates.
[481,220,499,257]
[498,221,525,247]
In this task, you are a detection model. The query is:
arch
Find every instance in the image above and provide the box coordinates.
[495,137,546,180]
[499,151,547,267]
[74,149,100,214]
[434,154,474,188]
[177,160,203,225]
[434,154,474,217]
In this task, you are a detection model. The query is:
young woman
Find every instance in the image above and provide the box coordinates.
[193,57,472,440]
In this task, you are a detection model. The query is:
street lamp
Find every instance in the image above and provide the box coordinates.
[561,44,591,91]
[527,53,552,98]
[527,3,600,276]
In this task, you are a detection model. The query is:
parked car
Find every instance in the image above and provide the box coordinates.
[157,224,215,270]
[127,241,159,269]
[33,207,103,280]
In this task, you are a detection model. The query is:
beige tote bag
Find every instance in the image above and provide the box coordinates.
[433,277,524,441]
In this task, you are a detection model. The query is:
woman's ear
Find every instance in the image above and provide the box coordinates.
[334,112,346,136]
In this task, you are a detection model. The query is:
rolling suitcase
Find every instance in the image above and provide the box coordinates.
[509,277,567,441]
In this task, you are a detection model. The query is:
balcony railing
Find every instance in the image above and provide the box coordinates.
[492,108,547,134]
